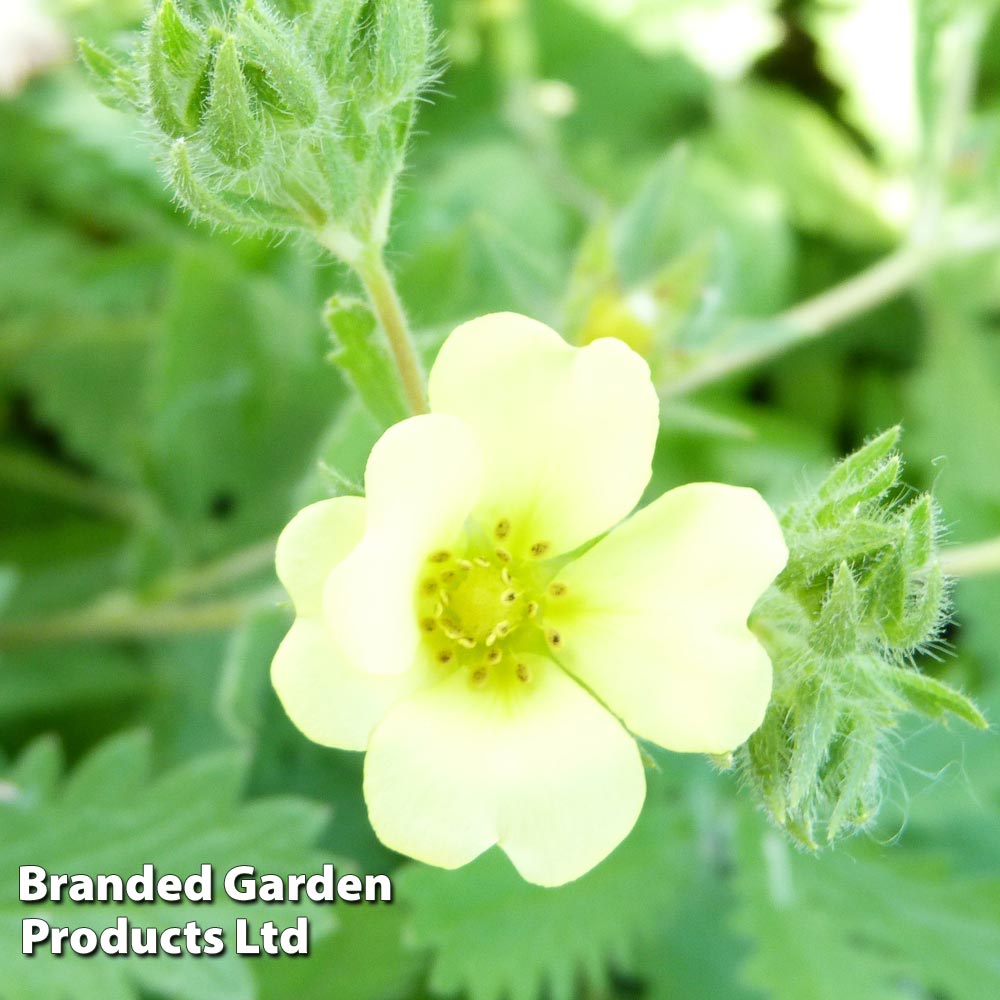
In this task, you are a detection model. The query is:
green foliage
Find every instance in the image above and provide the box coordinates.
[82,0,435,251]
[733,820,1000,1000]
[3,2,999,999]
[741,429,984,849]
[323,295,410,428]
[1,732,330,1000]
[398,797,688,1000]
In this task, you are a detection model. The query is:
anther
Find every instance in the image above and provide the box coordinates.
[457,636,477,649]
[429,550,451,563]
[486,649,502,665]
[546,629,563,649]
[515,662,531,683]
[495,518,511,539]
[501,568,512,586]
[457,559,473,569]
[474,557,492,569]
[485,623,509,647]
[495,547,512,563]
[470,666,488,687]
[501,589,517,604]
[526,602,539,618]
[530,541,551,558]
[437,649,454,664]
[548,582,568,597]
[441,620,463,640]
[420,617,436,633]
[439,591,451,606]
[440,569,456,583]
[422,579,438,595]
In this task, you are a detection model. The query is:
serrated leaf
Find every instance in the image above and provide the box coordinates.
[734,821,1000,1000]
[398,799,689,1000]
[1,733,330,1000]
[257,904,424,1000]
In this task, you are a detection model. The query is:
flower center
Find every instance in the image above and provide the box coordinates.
[415,521,567,688]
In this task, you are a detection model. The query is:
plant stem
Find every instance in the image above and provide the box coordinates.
[0,588,284,650]
[154,538,278,601]
[662,220,1000,397]
[354,247,429,415]
[941,536,1000,579]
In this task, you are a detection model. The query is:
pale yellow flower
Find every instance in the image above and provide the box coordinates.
[273,313,787,886]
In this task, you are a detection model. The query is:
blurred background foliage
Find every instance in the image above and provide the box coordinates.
[1,0,999,998]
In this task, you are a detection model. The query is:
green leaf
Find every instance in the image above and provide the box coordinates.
[734,822,1000,1000]
[706,84,896,245]
[216,605,290,742]
[323,295,409,429]
[398,798,689,1000]
[257,904,424,1000]
[149,243,341,558]
[1,732,330,1000]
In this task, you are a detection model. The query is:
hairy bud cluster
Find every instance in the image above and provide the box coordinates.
[739,428,985,848]
[80,0,434,254]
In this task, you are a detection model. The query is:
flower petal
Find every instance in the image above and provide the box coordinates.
[363,656,645,886]
[428,313,659,557]
[546,483,788,753]
[323,414,483,675]
[276,497,366,616]
[271,618,432,751]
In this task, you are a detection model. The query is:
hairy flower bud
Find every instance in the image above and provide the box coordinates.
[740,428,984,849]
[81,0,435,251]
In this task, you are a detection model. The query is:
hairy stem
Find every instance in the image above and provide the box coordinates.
[663,220,1000,397]
[354,247,429,415]
[941,536,1000,579]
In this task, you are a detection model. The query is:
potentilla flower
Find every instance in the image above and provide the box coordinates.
[272,313,787,886]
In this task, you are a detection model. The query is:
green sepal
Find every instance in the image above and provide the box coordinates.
[810,561,861,656]
[205,36,263,169]
[903,494,937,568]
[146,32,188,137]
[77,39,143,112]
[817,426,901,502]
[787,681,840,811]
[894,669,988,729]
[169,139,291,232]
[155,0,207,80]
[745,705,791,825]
[816,454,900,526]
[324,295,410,429]
[236,0,320,125]
[307,0,365,81]
[363,0,433,112]
[787,518,899,584]
[825,720,879,842]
